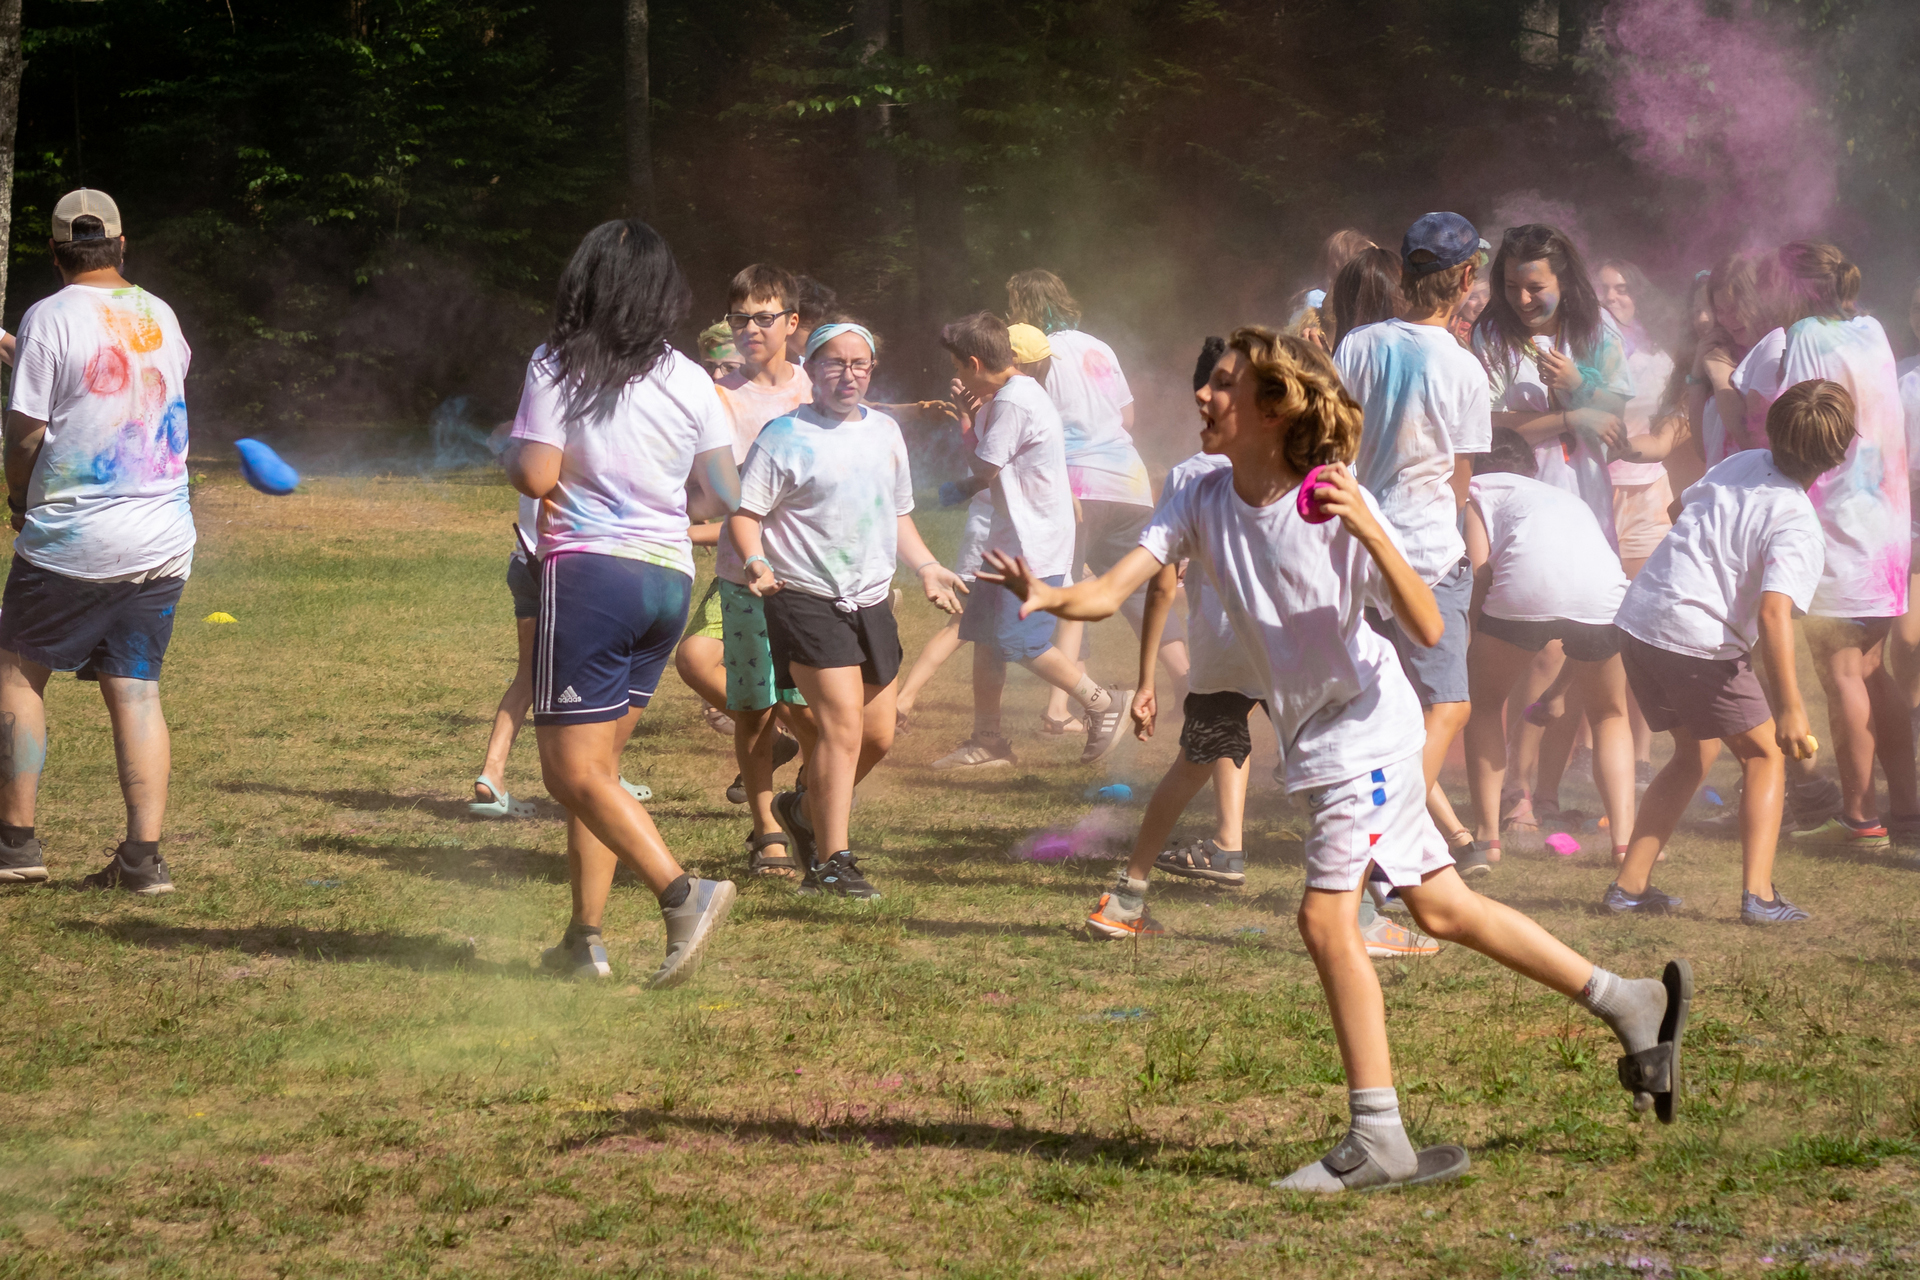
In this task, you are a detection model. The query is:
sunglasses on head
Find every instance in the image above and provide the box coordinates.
[726,309,796,330]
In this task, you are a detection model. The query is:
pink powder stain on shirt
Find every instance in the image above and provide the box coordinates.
[85,344,130,397]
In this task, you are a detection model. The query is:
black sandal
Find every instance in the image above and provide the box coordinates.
[1154,838,1247,886]
[1615,958,1692,1124]
[747,832,800,879]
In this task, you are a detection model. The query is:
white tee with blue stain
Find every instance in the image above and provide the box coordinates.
[1475,312,1636,550]
[509,345,732,577]
[1140,466,1424,792]
[12,284,195,581]
[737,405,915,609]
[1336,318,1492,584]
[1155,452,1263,699]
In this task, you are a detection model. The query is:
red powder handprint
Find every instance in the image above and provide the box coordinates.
[85,345,131,396]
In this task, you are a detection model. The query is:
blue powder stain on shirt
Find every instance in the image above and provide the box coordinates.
[160,399,189,454]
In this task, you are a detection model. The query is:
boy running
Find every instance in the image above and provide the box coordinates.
[0,190,194,893]
[931,312,1128,771]
[1335,212,1492,874]
[1609,381,1853,923]
[728,323,967,898]
[986,327,1692,1192]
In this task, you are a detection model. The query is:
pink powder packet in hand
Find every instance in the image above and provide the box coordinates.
[1297,464,1335,524]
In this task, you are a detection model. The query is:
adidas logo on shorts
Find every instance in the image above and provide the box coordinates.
[557,686,582,705]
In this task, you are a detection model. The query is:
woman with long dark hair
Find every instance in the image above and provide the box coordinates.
[504,219,743,987]
[1472,225,1635,839]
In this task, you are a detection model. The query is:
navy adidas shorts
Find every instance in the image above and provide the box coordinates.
[0,557,184,681]
[533,552,691,726]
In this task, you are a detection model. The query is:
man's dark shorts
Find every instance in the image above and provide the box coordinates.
[0,557,184,681]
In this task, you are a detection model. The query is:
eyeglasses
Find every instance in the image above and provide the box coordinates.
[726,310,795,330]
[814,359,874,378]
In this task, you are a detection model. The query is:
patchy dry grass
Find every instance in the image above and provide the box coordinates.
[2,465,1919,1278]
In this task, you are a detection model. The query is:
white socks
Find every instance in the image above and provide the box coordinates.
[1577,965,1667,1055]
[1275,1087,1418,1192]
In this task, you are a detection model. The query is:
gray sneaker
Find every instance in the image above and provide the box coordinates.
[930,735,1016,771]
[1080,690,1133,764]
[1740,887,1810,925]
[540,931,611,979]
[650,878,737,989]
[79,844,173,895]
[0,833,47,883]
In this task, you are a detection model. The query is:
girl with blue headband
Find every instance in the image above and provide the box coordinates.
[726,322,967,899]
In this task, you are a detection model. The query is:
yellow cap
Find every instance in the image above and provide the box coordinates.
[1007,323,1052,365]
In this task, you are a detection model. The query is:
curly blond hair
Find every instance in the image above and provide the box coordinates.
[1226,326,1363,474]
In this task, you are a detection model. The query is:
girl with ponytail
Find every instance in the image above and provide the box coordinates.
[1764,242,1918,849]
[978,323,1690,1196]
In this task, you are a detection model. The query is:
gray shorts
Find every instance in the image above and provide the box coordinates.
[1365,559,1470,707]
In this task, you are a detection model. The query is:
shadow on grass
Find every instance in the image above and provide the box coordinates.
[296,835,578,886]
[217,779,720,826]
[57,919,544,977]
[562,1105,1274,1178]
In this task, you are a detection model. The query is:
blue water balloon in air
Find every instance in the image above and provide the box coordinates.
[235,438,300,495]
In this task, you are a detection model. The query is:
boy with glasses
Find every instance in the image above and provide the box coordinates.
[674,265,814,879]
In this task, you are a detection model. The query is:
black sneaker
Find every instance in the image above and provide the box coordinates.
[0,833,47,883]
[801,850,880,900]
[772,731,800,771]
[80,843,174,895]
[772,790,817,872]
[1602,881,1679,915]
[726,773,748,805]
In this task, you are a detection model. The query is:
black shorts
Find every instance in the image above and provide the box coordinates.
[1179,689,1265,765]
[764,591,903,692]
[0,558,185,681]
[1477,613,1621,664]
[506,553,538,620]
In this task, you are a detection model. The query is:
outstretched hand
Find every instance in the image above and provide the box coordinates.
[977,550,1061,618]
[920,563,970,615]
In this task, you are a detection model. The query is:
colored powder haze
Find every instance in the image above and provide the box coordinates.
[1603,0,1838,260]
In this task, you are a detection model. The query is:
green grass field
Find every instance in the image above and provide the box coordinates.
[2,467,1919,1279]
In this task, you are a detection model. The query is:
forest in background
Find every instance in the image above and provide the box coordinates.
[3,0,1917,447]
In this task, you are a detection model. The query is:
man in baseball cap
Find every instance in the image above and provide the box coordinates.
[51,188,123,243]
[0,186,199,895]
[1333,211,1497,894]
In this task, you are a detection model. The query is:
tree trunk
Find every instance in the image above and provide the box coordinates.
[854,0,898,219]
[901,0,964,370]
[0,0,22,325]
[625,0,653,220]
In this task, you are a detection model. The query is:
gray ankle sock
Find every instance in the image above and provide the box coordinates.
[1577,966,1667,1055]
[1276,1087,1418,1191]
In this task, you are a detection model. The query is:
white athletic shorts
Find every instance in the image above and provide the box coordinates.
[1301,757,1453,891]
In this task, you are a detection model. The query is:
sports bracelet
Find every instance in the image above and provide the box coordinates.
[913,560,939,573]
[743,555,771,575]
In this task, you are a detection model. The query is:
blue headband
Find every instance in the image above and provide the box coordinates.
[804,322,875,361]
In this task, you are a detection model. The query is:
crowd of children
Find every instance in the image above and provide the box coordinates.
[14,179,1909,1195]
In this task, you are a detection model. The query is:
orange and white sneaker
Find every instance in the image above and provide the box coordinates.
[1086,873,1165,940]
[1361,911,1439,958]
